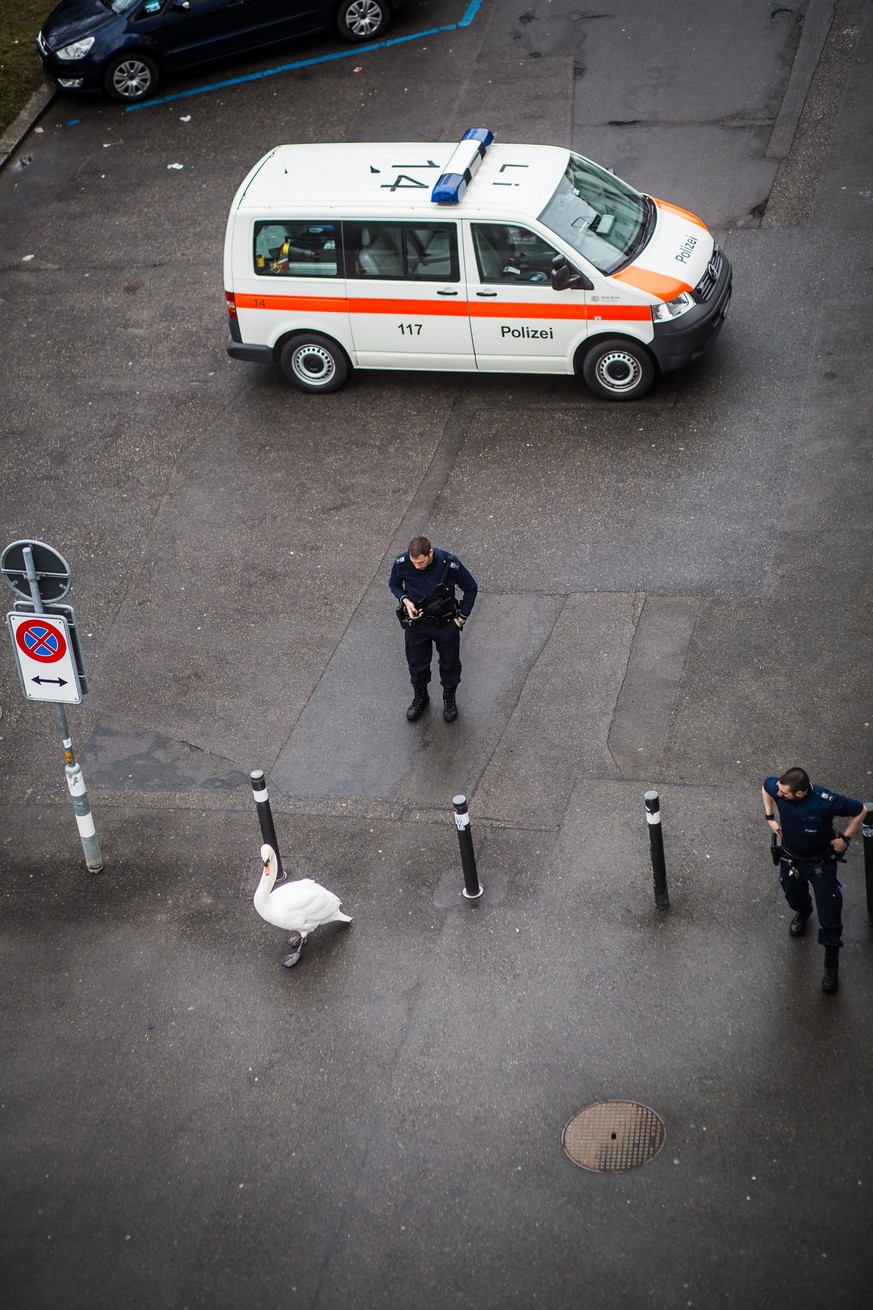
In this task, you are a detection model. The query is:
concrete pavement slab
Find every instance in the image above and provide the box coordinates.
[272,591,563,802]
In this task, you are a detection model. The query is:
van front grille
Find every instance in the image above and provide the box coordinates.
[693,246,722,302]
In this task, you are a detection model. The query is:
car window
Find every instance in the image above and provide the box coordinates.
[471,224,559,284]
[346,223,460,281]
[253,222,340,277]
[131,1,172,17]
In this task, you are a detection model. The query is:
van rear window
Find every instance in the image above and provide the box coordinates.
[253,222,339,276]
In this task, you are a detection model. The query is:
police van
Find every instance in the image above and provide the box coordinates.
[224,128,731,401]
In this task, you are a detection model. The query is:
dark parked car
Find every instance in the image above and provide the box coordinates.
[38,0,404,102]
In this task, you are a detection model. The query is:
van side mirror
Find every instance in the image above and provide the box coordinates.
[550,254,593,292]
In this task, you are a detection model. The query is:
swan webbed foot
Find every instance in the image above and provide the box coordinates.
[282,931,304,968]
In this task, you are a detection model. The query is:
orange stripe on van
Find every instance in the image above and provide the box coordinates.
[235,293,650,322]
[236,293,351,313]
[650,197,709,230]
[612,267,693,300]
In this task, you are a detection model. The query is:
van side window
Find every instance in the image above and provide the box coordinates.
[253,222,339,276]
[346,223,459,281]
[472,224,558,284]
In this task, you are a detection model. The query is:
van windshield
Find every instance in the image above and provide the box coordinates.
[539,153,649,275]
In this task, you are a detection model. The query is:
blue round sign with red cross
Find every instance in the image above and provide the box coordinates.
[15,618,68,662]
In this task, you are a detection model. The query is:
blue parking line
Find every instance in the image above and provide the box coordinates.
[126,0,486,112]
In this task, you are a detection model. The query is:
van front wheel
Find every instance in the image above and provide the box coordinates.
[279,334,349,393]
[581,338,655,401]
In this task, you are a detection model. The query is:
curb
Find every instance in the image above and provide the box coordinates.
[0,84,57,172]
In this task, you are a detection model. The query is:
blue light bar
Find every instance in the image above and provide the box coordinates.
[432,127,495,204]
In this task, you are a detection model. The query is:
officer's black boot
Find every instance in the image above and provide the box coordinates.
[443,689,457,722]
[822,947,840,994]
[789,911,811,937]
[406,688,429,721]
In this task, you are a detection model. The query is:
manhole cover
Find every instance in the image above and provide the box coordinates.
[562,1100,666,1172]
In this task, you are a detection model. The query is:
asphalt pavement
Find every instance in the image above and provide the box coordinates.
[1,2,872,1307]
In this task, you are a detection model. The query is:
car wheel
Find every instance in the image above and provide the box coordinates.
[337,0,391,42]
[104,53,160,102]
[581,337,655,401]
[279,334,350,393]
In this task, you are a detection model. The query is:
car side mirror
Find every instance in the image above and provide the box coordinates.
[550,254,593,292]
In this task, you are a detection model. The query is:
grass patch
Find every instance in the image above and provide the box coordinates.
[0,0,50,134]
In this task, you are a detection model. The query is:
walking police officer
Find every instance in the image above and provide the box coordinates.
[389,535,478,723]
[762,766,865,992]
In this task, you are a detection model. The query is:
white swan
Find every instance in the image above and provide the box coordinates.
[254,844,352,966]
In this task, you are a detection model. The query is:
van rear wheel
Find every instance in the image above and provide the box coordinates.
[581,338,655,401]
[279,334,350,393]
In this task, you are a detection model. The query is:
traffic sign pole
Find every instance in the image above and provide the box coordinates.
[14,544,103,873]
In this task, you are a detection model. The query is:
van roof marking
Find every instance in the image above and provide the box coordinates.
[233,142,568,220]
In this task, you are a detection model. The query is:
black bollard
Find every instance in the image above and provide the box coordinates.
[644,789,669,910]
[453,794,483,900]
[863,802,873,924]
[250,769,285,882]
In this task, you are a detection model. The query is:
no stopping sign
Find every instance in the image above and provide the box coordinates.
[7,613,82,703]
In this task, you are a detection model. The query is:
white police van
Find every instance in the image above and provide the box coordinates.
[224,128,731,401]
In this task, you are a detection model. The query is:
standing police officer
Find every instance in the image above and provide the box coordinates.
[762,766,865,993]
[389,535,478,723]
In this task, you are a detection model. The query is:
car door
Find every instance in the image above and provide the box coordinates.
[464,221,589,373]
[144,0,261,70]
[345,221,476,370]
[243,0,324,45]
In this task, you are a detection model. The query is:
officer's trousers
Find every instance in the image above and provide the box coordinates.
[404,620,461,691]
[778,857,843,948]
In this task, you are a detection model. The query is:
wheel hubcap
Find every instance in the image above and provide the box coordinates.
[597,350,642,392]
[293,344,335,385]
[345,1,383,36]
[112,60,152,99]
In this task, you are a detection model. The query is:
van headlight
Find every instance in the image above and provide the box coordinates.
[651,292,695,322]
[56,36,95,60]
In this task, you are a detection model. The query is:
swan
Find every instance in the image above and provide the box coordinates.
[254,844,352,966]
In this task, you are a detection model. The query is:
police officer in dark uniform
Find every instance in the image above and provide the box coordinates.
[389,535,478,723]
[762,766,865,993]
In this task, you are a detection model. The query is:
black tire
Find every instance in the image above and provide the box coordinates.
[104,52,160,103]
[581,337,655,401]
[278,334,350,393]
[336,0,391,42]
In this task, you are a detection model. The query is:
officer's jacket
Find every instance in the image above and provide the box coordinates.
[389,549,478,620]
[764,777,863,855]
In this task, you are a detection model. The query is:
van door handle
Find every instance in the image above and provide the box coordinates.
[476,290,497,297]
[437,289,458,296]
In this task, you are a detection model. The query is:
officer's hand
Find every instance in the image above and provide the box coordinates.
[403,599,420,619]
[454,616,465,629]
[832,835,848,852]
